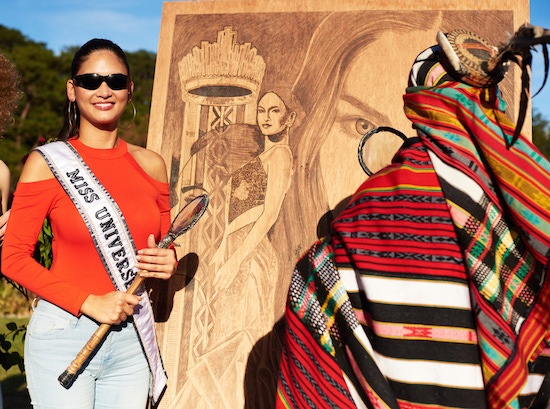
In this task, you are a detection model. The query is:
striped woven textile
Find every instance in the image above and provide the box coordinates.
[405,82,550,408]
[276,83,550,408]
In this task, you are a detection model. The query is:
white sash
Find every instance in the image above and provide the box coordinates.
[36,141,167,403]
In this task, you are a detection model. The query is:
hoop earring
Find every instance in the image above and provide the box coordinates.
[68,100,77,131]
[119,101,136,130]
[357,126,408,176]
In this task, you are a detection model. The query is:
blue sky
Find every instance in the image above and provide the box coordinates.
[0,0,167,54]
[1,0,549,119]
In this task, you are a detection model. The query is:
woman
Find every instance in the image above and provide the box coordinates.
[210,90,296,290]
[2,39,177,409]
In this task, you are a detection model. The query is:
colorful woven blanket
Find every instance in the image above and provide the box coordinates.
[276,82,550,408]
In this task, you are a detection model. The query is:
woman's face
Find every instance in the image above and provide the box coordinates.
[257,92,289,136]
[68,50,132,132]
[319,29,434,209]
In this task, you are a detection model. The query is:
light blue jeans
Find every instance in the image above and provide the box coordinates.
[25,300,150,409]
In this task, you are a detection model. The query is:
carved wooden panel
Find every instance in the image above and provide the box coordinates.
[146,1,528,407]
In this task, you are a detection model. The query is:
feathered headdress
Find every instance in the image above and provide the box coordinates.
[437,24,550,148]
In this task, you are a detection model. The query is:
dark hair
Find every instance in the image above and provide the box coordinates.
[58,38,131,140]
[273,11,440,259]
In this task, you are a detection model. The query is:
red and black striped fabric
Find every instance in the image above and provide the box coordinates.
[276,82,550,408]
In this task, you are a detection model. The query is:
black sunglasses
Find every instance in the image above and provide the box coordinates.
[73,73,129,90]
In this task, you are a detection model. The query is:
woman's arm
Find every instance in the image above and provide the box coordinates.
[2,151,120,319]
[2,152,59,297]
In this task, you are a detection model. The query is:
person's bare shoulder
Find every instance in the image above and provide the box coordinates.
[19,150,54,182]
[127,143,168,183]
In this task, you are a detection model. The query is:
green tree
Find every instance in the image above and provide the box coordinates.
[0,26,68,192]
[0,26,67,148]
[123,49,157,146]
[532,109,550,158]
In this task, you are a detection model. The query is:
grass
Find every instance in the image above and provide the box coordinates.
[1,316,31,409]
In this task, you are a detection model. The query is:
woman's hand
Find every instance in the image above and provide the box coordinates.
[80,291,141,325]
[135,234,177,280]
[80,235,176,324]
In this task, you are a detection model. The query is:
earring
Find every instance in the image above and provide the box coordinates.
[119,101,136,130]
[68,100,77,132]
[358,126,408,176]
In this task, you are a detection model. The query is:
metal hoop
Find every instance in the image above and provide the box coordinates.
[357,126,408,176]
[119,101,136,130]
[68,100,77,131]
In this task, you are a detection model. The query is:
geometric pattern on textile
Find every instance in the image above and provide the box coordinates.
[277,239,359,409]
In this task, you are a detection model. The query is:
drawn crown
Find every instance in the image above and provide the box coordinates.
[179,26,266,106]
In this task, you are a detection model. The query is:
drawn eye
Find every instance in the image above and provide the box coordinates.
[355,118,374,135]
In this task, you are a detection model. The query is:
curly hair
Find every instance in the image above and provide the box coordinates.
[0,52,22,134]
